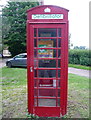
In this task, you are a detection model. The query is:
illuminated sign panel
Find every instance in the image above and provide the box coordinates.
[32,14,63,19]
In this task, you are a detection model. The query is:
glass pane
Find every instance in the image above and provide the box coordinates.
[57,99,60,106]
[34,99,37,106]
[58,50,61,58]
[38,28,57,37]
[58,89,60,97]
[58,70,61,77]
[34,79,39,87]
[58,28,61,37]
[58,39,61,47]
[58,80,60,87]
[34,28,37,37]
[38,39,57,48]
[38,70,56,78]
[34,50,37,58]
[34,39,37,47]
[34,89,37,97]
[58,60,61,68]
[39,89,56,97]
[38,49,56,58]
[34,70,37,77]
[35,88,58,97]
[35,79,59,88]
[38,99,56,106]
[34,59,37,67]
[38,60,56,68]
[39,79,54,87]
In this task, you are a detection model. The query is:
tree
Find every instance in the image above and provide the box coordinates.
[1,10,9,56]
[0,14,2,54]
[2,1,39,56]
[74,46,87,49]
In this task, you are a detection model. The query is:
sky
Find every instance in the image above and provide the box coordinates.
[44,0,89,48]
[0,0,90,48]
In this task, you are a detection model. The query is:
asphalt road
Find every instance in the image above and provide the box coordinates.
[0,58,91,78]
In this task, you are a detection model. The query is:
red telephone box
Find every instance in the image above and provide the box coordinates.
[27,5,69,117]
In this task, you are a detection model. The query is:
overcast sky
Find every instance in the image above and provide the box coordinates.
[44,0,89,48]
[0,0,89,48]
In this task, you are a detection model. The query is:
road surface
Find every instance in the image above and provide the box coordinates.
[0,58,7,68]
[68,67,91,78]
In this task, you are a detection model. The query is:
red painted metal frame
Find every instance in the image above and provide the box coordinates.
[27,5,69,117]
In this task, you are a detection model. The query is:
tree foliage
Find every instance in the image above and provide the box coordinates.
[2,2,39,56]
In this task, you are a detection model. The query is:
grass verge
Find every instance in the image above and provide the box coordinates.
[69,64,91,70]
[1,67,89,118]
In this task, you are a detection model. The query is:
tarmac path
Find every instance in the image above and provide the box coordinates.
[0,58,90,78]
[68,67,91,78]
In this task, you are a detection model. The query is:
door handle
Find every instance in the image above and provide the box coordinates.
[30,66,33,72]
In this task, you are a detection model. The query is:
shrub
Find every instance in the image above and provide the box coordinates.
[69,49,91,66]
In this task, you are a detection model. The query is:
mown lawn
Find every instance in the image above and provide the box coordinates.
[1,67,89,118]
[68,64,91,70]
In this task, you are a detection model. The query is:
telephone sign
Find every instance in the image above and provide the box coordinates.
[27,5,69,117]
[32,14,64,19]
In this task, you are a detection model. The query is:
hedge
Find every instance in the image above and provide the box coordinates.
[69,49,91,66]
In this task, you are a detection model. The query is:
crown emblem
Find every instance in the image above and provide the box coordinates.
[44,7,51,12]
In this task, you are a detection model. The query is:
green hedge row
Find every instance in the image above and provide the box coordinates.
[69,49,91,66]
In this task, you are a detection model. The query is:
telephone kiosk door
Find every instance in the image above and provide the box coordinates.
[27,24,68,117]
